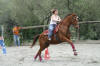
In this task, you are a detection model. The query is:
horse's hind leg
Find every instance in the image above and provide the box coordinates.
[34,35,50,61]
[34,48,42,61]
[34,52,39,60]
[37,41,50,61]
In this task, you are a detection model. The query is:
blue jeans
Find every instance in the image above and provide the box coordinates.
[13,35,20,46]
[48,24,56,39]
[0,40,7,54]
[0,40,5,47]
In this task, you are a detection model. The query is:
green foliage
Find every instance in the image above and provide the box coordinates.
[0,0,100,46]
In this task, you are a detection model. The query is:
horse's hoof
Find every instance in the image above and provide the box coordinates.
[34,56,37,61]
[33,57,37,62]
[39,57,42,62]
[74,52,78,56]
[34,58,36,61]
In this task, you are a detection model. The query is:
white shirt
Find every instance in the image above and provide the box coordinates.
[50,15,61,24]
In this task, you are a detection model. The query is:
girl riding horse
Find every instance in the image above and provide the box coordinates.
[31,13,79,61]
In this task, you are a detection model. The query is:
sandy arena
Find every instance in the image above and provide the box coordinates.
[0,43,100,66]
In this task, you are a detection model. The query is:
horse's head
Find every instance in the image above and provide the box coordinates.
[70,13,79,29]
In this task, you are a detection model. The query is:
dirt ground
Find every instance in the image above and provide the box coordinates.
[0,43,100,66]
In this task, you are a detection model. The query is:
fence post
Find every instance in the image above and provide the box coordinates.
[77,24,80,40]
[1,25,4,40]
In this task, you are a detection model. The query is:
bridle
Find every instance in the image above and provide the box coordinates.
[71,15,79,28]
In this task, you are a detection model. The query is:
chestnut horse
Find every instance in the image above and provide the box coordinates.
[31,13,79,61]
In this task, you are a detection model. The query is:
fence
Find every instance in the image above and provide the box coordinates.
[1,21,100,46]
[78,21,100,40]
[20,21,100,40]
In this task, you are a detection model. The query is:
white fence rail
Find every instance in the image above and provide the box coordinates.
[21,21,100,29]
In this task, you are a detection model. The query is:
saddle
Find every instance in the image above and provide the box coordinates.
[43,25,59,35]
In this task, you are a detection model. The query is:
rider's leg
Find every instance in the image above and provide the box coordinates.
[54,24,57,28]
[48,24,54,40]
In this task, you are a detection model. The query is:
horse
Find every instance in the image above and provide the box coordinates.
[31,13,79,61]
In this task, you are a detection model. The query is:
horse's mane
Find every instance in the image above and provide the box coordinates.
[64,14,72,19]
[60,13,76,24]
[60,14,72,23]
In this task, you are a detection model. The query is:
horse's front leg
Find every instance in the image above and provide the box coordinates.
[63,37,78,56]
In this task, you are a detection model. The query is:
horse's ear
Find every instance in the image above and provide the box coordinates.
[71,13,76,16]
[71,13,77,19]
[72,15,76,19]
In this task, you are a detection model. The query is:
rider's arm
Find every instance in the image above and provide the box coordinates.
[58,16,61,22]
[51,15,60,22]
[13,28,15,33]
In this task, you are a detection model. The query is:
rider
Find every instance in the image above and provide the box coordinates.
[48,9,61,40]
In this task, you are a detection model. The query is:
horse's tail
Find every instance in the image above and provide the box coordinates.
[30,34,40,48]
